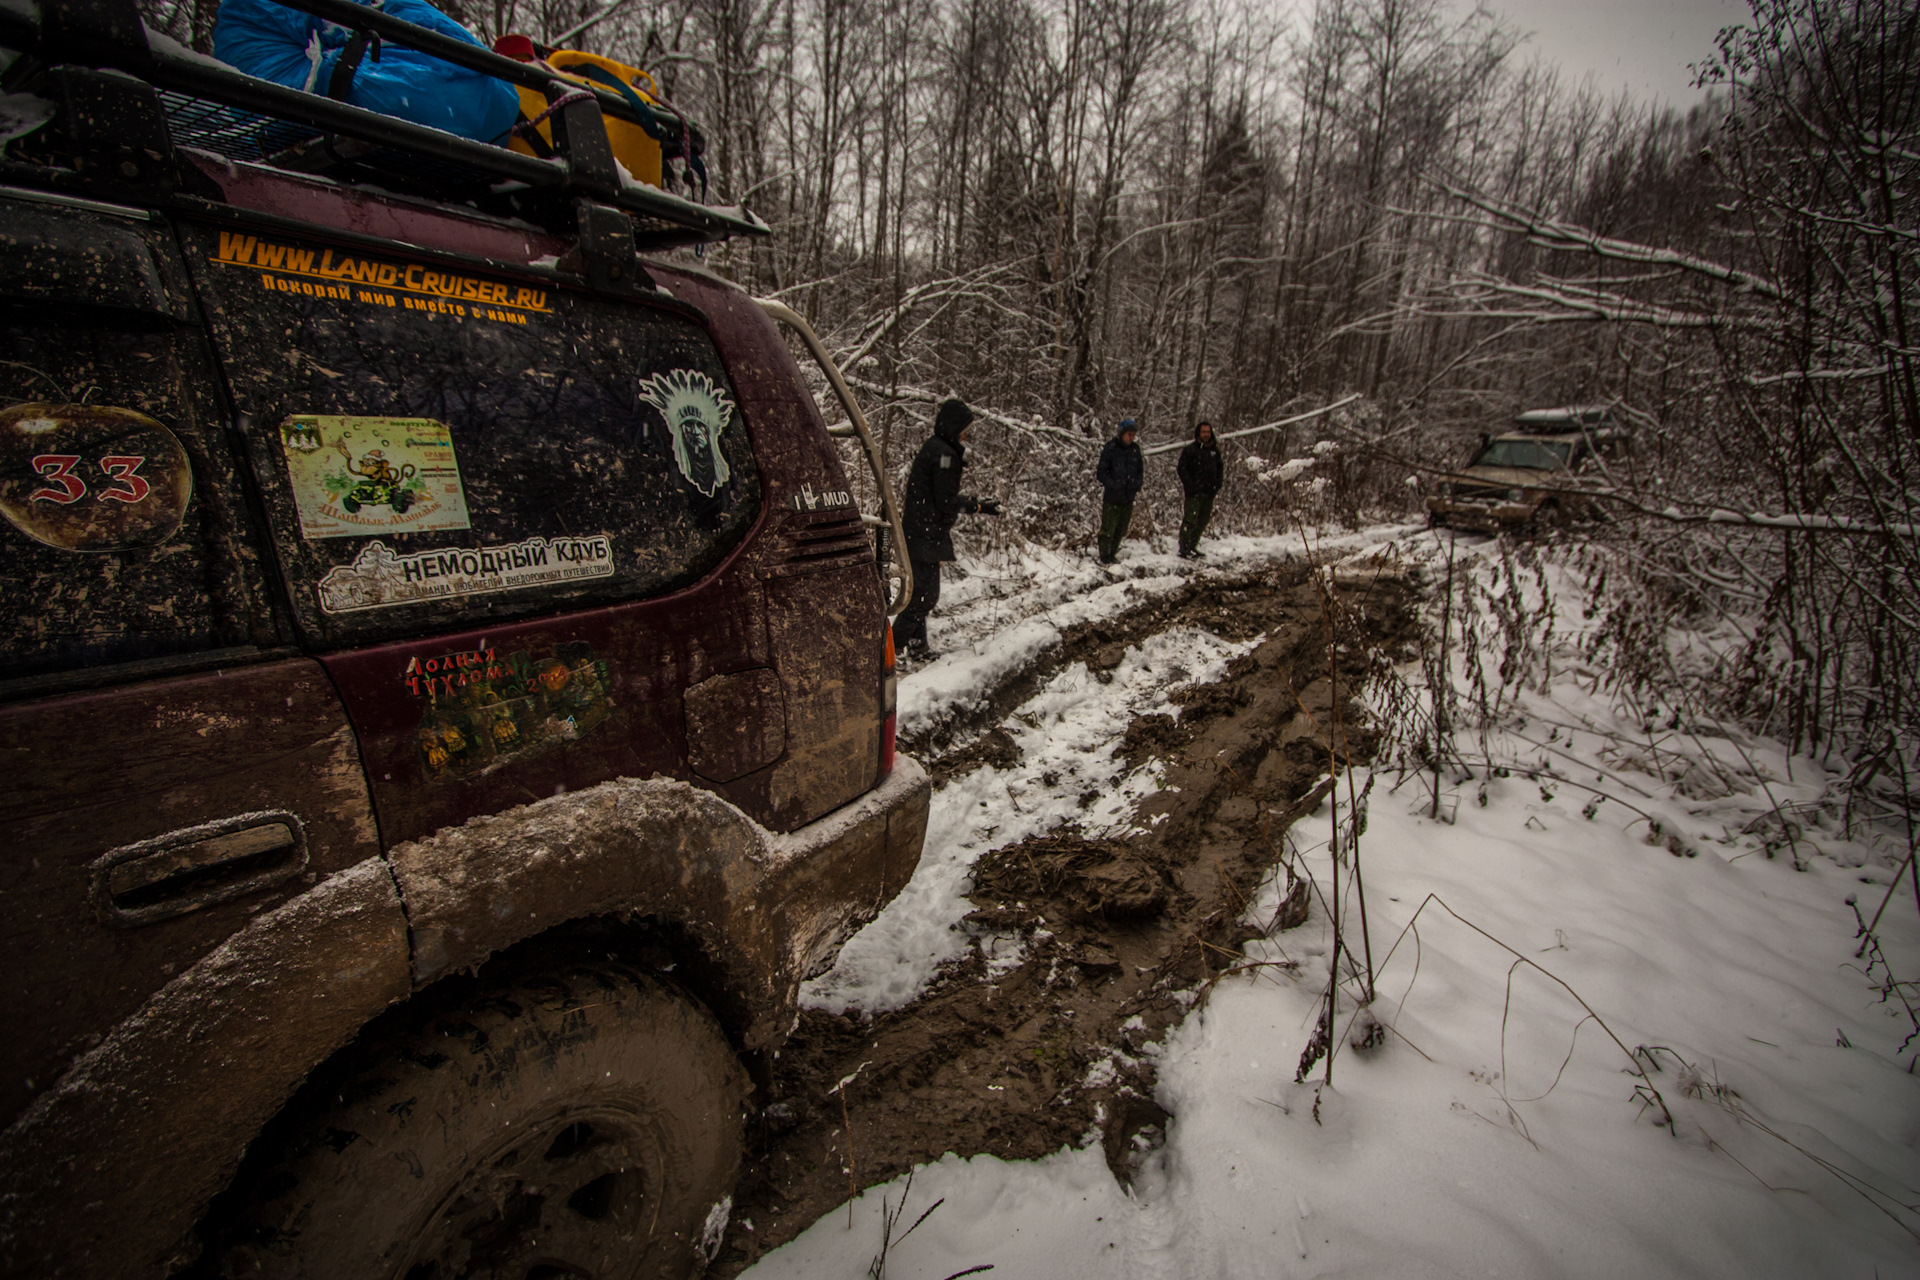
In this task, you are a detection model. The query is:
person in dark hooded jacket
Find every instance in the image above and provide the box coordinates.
[1175,420,1223,558]
[1094,418,1143,564]
[896,399,999,658]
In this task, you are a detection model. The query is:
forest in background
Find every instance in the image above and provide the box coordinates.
[150,0,1728,450]
[146,0,1916,780]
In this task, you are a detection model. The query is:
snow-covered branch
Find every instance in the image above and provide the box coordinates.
[839,262,1029,373]
[1436,185,1791,304]
[1141,395,1364,456]
[840,374,1092,447]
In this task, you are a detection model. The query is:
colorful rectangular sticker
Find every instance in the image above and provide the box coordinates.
[316,534,616,614]
[404,639,616,780]
[280,415,471,540]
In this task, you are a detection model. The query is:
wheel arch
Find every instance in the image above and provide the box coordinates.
[384,774,809,1055]
[0,768,924,1278]
[0,857,414,1280]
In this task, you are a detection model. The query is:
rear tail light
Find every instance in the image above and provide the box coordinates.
[880,622,897,778]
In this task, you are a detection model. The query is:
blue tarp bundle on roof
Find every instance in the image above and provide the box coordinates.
[212,0,519,144]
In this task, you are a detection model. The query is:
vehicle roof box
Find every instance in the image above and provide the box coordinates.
[1510,406,1616,435]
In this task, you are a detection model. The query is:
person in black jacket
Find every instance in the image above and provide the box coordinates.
[896,398,999,659]
[1175,420,1223,558]
[1094,418,1143,564]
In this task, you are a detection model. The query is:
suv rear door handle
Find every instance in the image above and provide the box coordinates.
[92,811,309,927]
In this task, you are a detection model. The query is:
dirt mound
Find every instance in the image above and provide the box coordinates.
[710,566,1416,1276]
[925,725,1021,786]
[971,831,1180,924]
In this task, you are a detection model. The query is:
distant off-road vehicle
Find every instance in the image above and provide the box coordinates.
[0,2,926,1276]
[1427,405,1625,535]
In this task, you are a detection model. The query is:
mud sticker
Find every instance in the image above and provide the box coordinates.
[281,415,471,539]
[0,403,193,551]
[316,534,615,613]
[210,232,549,326]
[404,639,615,779]
[636,369,734,497]
[790,484,854,512]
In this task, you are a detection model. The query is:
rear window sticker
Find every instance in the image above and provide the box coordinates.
[210,232,550,325]
[0,403,193,552]
[636,369,734,497]
[405,639,615,780]
[316,533,616,613]
[280,415,472,539]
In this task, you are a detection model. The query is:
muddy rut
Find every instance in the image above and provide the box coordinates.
[712,560,1416,1275]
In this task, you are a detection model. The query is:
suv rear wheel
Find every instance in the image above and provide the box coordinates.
[217,966,746,1280]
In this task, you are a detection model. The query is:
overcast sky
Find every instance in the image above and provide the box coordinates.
[1477,0,1748,106]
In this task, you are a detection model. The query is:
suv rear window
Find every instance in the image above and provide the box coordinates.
[180,223,760,648]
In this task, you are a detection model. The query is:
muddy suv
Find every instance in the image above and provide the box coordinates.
[1427,405,1625,534]
[0,2,928,1276]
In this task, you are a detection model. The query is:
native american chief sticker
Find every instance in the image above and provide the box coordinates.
[636,369,734,497]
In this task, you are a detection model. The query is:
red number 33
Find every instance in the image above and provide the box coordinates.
[28,454,151,504]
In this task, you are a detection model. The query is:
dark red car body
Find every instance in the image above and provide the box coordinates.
[0,6,926,1273]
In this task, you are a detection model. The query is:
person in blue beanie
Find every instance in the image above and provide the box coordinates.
[214,0,521,145]
[1094,418,1143,564]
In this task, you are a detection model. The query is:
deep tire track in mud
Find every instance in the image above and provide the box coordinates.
[712,559,1417,1276]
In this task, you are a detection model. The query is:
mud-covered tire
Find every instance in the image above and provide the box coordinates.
[217,966,746,1280]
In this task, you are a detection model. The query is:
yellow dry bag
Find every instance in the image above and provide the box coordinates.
[496,41,666,189]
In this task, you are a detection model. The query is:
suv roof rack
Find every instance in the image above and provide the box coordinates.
[0,0,768,250]
[1511,405,1616,434]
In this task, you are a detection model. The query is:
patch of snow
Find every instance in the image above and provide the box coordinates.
[699,1195,732,1263]
[805,625,1258,1015]
[740,1146,1132,1280]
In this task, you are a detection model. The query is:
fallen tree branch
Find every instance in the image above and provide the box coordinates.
[1141,395,1364,457]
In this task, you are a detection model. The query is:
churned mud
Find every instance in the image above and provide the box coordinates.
[711,559,1416,1275]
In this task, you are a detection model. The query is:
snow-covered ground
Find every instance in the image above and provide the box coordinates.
[893,526,1404,744]
[746,526,1920,1279]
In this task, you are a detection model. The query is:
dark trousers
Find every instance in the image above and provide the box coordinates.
[1179,494,1215,554]
[895,557,941,649]
[1098,502,1133,561]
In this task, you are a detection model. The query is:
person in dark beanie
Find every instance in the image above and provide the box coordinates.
[897,398,1000,659]
[1094,418,1144,564]
[1176,420,1224,558]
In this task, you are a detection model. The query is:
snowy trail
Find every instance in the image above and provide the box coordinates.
[739,527,1920,1279]
[803,625,1261,1015]
[899,526,1412,748]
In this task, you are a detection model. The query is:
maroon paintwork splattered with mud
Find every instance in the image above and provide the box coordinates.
[0,148,922,1279]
